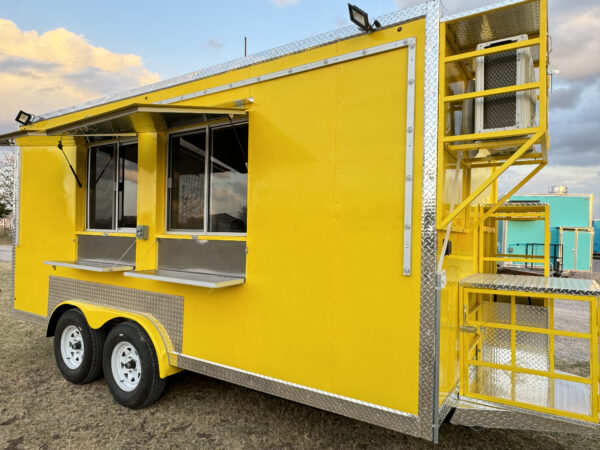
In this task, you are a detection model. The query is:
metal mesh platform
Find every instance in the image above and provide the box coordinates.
[460,273,600,296]
[469,365,591,417]
[480,201,549,209]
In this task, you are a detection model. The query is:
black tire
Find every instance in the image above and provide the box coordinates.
[53,308,105,384]
[103,321,166,409]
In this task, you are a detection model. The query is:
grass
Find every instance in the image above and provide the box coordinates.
[0,232,11,244]
[0,263,598,449]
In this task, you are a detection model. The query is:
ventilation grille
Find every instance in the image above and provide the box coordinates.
[483,50,518,129]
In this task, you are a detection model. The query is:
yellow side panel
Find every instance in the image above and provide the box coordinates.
[14,138,78,316]
[182,19,425,415]
[15,19,426,416]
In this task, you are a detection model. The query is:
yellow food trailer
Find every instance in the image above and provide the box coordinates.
[2,0,599,442]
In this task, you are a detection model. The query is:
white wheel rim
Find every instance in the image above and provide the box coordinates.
[111,341,142,392]
[60,325,85,370]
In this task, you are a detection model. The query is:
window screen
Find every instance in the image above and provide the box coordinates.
[118,143,138,228]
[88,144,115,229]
[87,141,137,230]
[168,131,207,230]
[210,124,248,233]
[167,122,248,233]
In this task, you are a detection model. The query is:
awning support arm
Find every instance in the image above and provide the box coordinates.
[227,115,247,162]
[58,140,82,188]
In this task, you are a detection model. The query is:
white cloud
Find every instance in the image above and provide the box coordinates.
[203,38,224,50]
[269,0,299,7]
[549,6,600,80]
[0,19,160,131]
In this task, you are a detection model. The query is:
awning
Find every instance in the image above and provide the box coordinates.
[0,130,47,146]
[45,103,248,136]
[0,103,248,143]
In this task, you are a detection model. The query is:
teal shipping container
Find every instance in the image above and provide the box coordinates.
[498,192,594,272]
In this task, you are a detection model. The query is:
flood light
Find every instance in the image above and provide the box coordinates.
[15,110,34,126]
[348,4,380,33]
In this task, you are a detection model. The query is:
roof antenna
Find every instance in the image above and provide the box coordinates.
[244,36,247,57]
[57,140,83,188]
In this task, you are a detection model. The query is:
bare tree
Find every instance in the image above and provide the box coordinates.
[0,152,15,218]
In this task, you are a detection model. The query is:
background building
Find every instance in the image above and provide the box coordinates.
[498,187,594,272]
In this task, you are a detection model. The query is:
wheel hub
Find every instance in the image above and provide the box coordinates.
[60,325,85,370]
[111,341,142,392]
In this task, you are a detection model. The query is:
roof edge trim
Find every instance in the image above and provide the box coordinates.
[29,3,427,125]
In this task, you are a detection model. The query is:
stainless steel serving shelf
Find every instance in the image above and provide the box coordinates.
[124,269,244,288]
[44,260,134,273]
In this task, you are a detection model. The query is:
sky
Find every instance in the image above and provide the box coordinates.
[0,0,598,216]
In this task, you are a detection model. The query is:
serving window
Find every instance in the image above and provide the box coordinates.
[87,141,138,230]
[167,121,248,234]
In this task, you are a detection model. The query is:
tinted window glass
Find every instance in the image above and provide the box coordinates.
[88,144,115,229]
[209,124,248,233]
[118,143,138,228]
[168,131,206,230]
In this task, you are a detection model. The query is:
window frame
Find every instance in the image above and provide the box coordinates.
[86,138,138,233]
[165,119,248,237]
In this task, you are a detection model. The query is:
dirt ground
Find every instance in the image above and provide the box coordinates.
[1,262,599,449]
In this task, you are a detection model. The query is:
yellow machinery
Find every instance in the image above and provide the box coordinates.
[1,0,599,442]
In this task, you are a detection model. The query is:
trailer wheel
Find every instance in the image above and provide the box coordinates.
[53,309,105,384]
[103,321,166,409]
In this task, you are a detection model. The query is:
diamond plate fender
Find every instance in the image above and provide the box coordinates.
[46,276,184,377]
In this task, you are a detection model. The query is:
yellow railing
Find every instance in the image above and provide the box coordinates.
[437,1,549,231]
[459,287,599,422]
[475,203,551,276]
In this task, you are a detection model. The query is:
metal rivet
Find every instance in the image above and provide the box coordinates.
[362,50,367,55]
[324,59,328,64]
[408,79,414,85]
[397,26,403,32]
[410,43,415,49]
[408,127,413,133]
[406,175,412,181]
[406,225,411,230]
[288,69,293,74]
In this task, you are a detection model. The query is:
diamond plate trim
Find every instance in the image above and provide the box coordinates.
[11,308,46,326]
[442,1,540,62]
[441,0,536,23]
[417,0,441,441]
[451,397,600,434]
[47,277,184,361]
[482,201,549,208]
[460,273,600,296]
[175,353,420,436]
[31,5,426,124]
[439,386,458,423]
[10,146,20,312]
